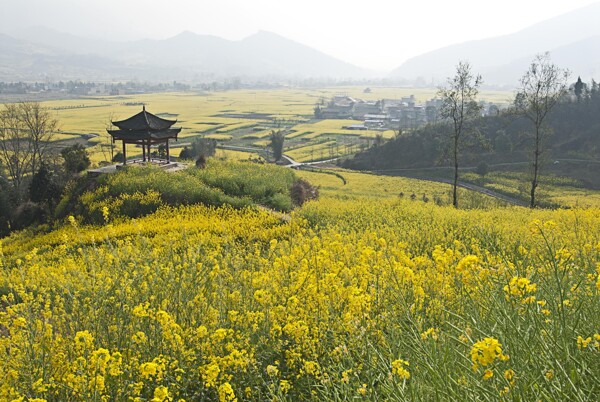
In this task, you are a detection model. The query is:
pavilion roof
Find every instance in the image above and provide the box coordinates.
[111,107,177,131]
[107,127,181,142]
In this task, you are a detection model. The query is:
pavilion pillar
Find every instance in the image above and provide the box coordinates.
[122,141,127,165]
[147,141,152,162]
[142,141,146,162]
[166,140,170,163]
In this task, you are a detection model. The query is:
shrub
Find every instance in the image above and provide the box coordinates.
[61,144,91,173]
[476,161,489,177]
[112,151,125,163]
[290,179,319,206]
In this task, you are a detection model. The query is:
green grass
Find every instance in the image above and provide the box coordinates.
[56,159,297,224]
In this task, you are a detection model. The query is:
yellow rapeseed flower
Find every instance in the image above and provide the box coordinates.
[391,359,410,380]
[152,386,170,402]
[470,337,509,371]
[218,382,236,402]
[74,330,94,350]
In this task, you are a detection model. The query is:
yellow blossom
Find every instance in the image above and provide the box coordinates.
[152,386,170,402]
[266,365,279,377]
[471,337,509,371]
[391,359,410,380]
[218,382,236,402]
[74,330,94,350]
[577,336,592,350]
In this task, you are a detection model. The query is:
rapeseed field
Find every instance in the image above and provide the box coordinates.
[0,198,600,401]
[1,165,599,400]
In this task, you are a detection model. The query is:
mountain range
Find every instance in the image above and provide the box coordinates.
[2,2,600,85]
[389,2,600,86]
[0,28,371,82]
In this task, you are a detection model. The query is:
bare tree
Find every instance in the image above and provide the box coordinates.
[438,61,483,208]
[0,102,59,198]
[101,112,116,163]
[514,53,569,208]
[0,104,34,196]
[17,102,59,176]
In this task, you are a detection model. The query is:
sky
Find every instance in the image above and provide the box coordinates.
[1,0,599,71]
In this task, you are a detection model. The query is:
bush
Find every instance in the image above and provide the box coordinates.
[61,144,91,173]
[476,161,489,177]
[112,151,125,163]
[11,201,47,230]
[29,163,63,207]
[290,179,319,206]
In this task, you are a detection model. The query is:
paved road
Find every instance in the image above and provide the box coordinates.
[430,178,529,206]
[217,145,530,206]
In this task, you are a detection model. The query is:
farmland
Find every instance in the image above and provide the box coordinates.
[37,87,512,164]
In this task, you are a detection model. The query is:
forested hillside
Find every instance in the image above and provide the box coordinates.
[343,84,600,188]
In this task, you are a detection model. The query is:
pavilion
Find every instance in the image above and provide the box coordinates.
[107,106,181,165]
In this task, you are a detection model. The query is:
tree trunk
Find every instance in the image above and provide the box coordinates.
[453,136,459,208]
[530,131,540,208]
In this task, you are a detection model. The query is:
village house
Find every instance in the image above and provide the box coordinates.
[321,95,356,119]
[352,100,382,119]
[317,94,503,131]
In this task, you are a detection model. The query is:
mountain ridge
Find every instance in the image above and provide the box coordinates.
[390,2,600,86]
[1,27,372,81]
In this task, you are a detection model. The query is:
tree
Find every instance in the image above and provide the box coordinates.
[269,130,285,162]
[438,61,483,208]
[0,173,14,236]
[29,163,62,207]
[493,130,513,154]
[0,104,33,197]
[61,144,91,174]
[573,76,585,102]
[151,144,167,159]
[514,53,569,208]
[0,102,59,199]
[313,104,324,119]
[191,138,216,159]
[18,102,58,176]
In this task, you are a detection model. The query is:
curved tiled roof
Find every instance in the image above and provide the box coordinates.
[112,107,177,131]
[107,128,181,141]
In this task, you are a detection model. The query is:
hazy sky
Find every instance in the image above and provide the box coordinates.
[1,0,599,71]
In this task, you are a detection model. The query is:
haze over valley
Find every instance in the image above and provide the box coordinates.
[2,1,600,86]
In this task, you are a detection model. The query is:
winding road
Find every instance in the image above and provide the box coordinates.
[218,144,532,206]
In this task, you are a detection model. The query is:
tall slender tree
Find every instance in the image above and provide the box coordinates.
[438,61,482,208]
[573,76,585,102]
[514,53,569,208]
[269,130,285,162]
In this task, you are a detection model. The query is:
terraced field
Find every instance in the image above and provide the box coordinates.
[35,87,512,164]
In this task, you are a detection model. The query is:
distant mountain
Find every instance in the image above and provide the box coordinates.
[238,31,368,78]
[389,2,600,86]
[1,28,372,81]
[10,26,125,55]
[0,31,144,81]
